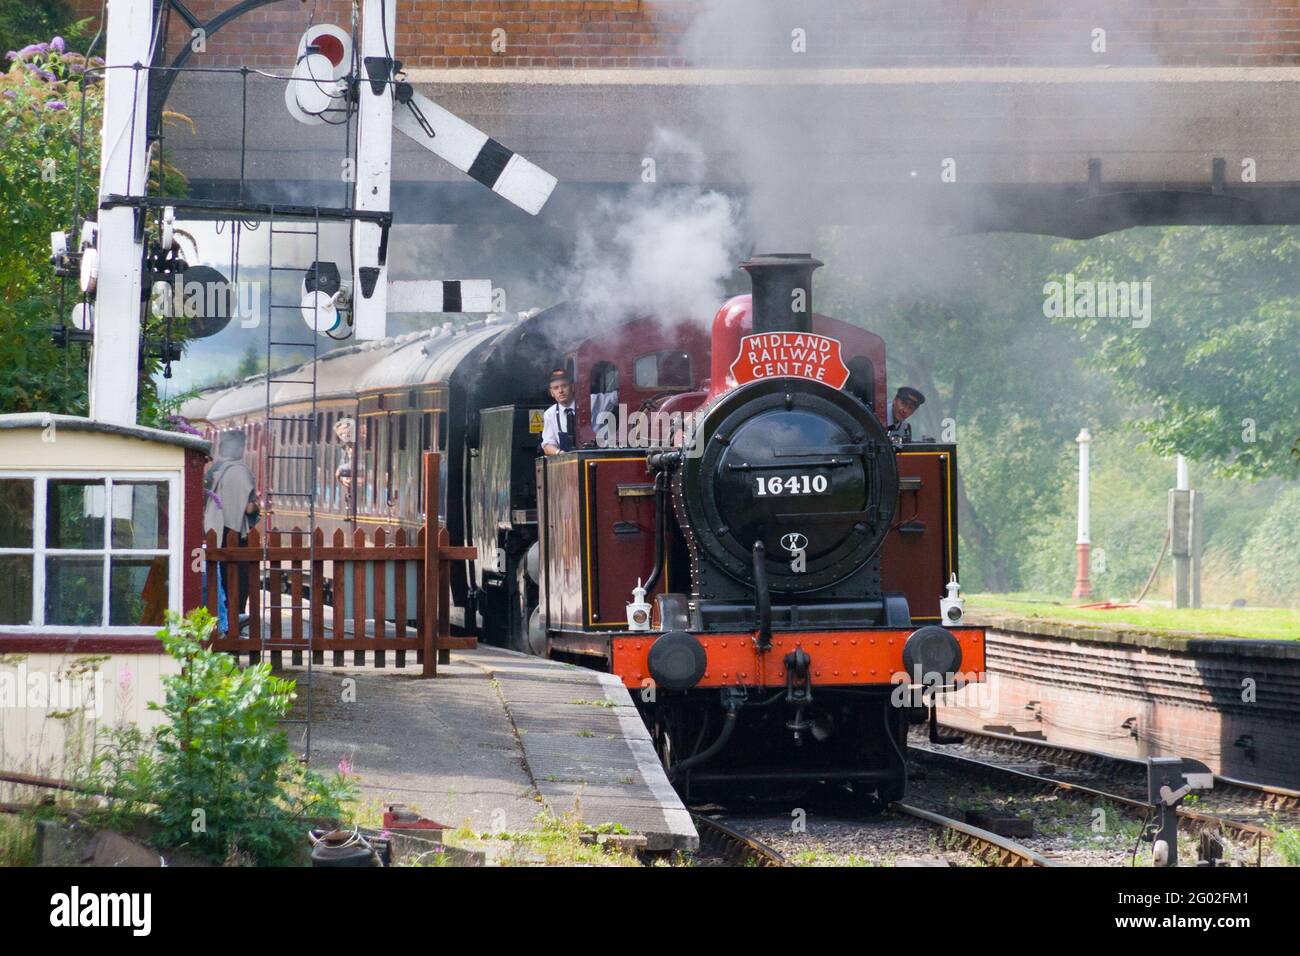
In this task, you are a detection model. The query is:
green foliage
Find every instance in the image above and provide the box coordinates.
[82,722,159,828]
[138,384,203,434]
[1276,828,1300,866]
[1055,228,1300,480]
[0,812,37,866]
[0,1,92,60]
[1021,428,1171,598]
[1018,427,1296,604]
[1,35,191,422]
[1240,487,1300,605]
[0,38,102,415]
[144,608,356,865]
[820,230,1111,590]
[817,226,1298,598]
[236,342,263,379]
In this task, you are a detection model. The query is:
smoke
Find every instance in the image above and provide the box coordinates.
[562,129,744,323]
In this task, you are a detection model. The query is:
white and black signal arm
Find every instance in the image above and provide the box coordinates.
[290,1,556,339]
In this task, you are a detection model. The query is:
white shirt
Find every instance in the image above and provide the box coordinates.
[541,400,577,450]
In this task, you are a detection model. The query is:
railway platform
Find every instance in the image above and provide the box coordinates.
[292,645,698,855]
[939,611,1300,789]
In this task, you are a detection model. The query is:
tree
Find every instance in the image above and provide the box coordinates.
[1,37,190,421]
[0,1,90,62]
[819,230,1113,591]
[0,37,101,415]
[1056,227,1300,480]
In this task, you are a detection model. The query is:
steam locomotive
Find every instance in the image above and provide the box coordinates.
[186,253,986,806]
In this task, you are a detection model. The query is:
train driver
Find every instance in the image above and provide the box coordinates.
[541,367,579,456]
[886,386,925,442]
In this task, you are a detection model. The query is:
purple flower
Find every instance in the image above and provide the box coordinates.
[167,414,203,436]
[69,63,85,74]
[51,37,65,54]
[337,757,353,775]
[36,43,50,54]
[5,52,17,62]
[45,100,67,111]
[17,44,42,58]
[2,90,15,101]
[36,69,55,83]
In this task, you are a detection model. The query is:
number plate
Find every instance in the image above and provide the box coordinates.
[754,474,830,497]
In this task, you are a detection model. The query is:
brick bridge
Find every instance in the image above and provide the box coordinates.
[74,1,1300,234]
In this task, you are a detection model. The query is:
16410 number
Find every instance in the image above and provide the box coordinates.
[754,474,829,496]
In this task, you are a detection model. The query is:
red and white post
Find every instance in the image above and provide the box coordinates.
[1072,428,1092,600]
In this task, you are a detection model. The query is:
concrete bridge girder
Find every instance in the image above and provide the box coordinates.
[163,67,1300,236]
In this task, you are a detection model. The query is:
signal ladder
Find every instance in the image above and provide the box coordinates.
[259,207,325,760]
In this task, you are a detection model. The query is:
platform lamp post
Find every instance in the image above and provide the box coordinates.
[1072,428,1092,601]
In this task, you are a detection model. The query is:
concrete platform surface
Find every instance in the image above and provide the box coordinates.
[288,646,697,853]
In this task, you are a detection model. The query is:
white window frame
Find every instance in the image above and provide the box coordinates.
[0,470,182,634]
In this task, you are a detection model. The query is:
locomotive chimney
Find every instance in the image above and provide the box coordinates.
[741,253,824,334]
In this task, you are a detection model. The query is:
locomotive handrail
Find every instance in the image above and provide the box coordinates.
[773,443,881,457]
[726,458,855,471]
[774,510,876,523]
[752,541,772,651]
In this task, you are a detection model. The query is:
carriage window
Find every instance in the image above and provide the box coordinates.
[633,351,692,389]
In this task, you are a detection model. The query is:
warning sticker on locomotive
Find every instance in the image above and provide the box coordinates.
[528,410,544,433]
[729,332,850,389]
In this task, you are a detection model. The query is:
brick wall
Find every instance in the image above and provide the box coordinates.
[65,1,1300,69]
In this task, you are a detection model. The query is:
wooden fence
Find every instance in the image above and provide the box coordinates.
[201,452,474,677]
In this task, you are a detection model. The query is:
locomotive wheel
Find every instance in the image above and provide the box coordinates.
[513,561,537,654]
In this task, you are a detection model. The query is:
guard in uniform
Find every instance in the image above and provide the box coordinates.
[541,367,579,455]
[886,386,925,442]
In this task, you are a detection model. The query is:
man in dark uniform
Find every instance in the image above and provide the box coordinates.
[541,367,579,455]
[886,386,925,442]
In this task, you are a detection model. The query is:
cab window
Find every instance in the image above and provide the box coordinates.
[590,361,619,444]
[633,350,692,390]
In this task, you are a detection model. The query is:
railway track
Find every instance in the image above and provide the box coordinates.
[892,802,1060,867]
[692,801,1055,867]
[909,725,1300,859]
[691,812,791,867]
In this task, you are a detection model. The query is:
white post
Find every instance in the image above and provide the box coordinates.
[1170,454,1200,608]
[1073,428,1092,600]
[89,0,153,424]
[351,0,395,340]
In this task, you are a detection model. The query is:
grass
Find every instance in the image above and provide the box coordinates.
[968,593,1300,641]
[448,809,641,867]
[790,847,875,867]
[0,813,37,866]
[1275,828,1300,866]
